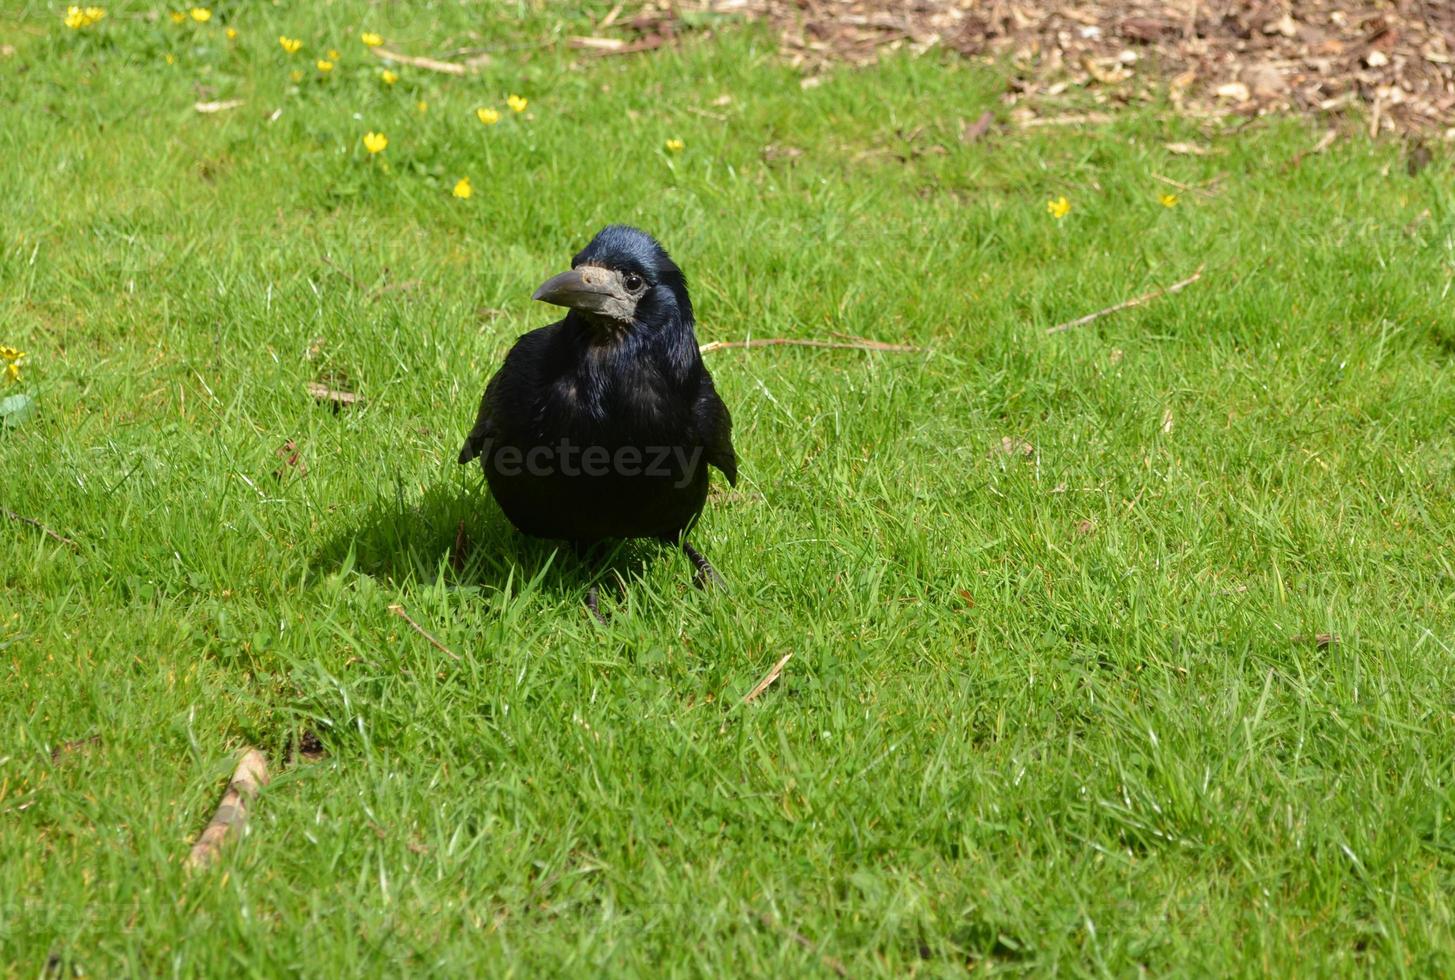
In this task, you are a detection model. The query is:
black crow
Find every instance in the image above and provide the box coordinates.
[459,226,736,614]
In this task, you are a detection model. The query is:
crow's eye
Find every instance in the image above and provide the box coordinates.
[622,273,644,292]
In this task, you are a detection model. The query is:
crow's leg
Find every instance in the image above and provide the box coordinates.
[584,585,609,624]
[682,541,725,590]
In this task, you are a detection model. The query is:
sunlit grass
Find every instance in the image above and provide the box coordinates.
[3,1,1455,973]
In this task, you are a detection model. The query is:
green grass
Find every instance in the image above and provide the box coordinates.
[4,0,1455,973]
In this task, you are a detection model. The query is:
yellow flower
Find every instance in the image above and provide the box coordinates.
[289,69,303,82]
[279,36,302,54]
[507,94,528,113]
[416,100,428,113]
[1159,193,1179,208]
[475,107,500,126]
[1,346,25,383]
[453,177,472,199]
[361,32,383,47]
[327,48,340,60]
[166,53,177,65]
[379,69,398,85]
[363,131,388,154]
[316,59,334,73]
[225,26,237,39]
[1046,195,1071,219]
[169,10,186,24]
[189,7,210,22]
[664,138,685,154]
[64,6,105,28]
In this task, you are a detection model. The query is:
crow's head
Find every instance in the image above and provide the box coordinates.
[532,225,692,336]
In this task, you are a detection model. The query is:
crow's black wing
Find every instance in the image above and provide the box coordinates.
[457,376,499,464]
[458,326,554,465]
[695,367,737,486]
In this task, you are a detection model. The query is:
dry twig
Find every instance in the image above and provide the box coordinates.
[742,652,793,704]
[369,47,484,75]
[187,748,268,870]
[1046,267,1204,334]
[754,911,848,977]
[700,337,922,355]
[3,507,79,549]
[388,603,462,661]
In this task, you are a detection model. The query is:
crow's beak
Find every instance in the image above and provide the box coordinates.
[532,265,637,323]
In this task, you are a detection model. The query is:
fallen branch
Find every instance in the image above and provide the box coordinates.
[2,507,79,549]
[1046,267,1204,334]
[388,603,462,661]
[369,47,485,75]
[187,748,269,870]
[742,652,793,704]
[700,337,923,355]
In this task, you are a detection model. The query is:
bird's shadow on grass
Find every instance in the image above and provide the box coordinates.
[312,479,660,601]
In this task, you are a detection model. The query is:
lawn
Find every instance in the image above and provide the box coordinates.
[3,1,1455,974]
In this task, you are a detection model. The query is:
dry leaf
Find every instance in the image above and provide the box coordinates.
[993,436,1035,459]
[306,381,360,409]
[1161,408,1175,434]
[961,109,995,142]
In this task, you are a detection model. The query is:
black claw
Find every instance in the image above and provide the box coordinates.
[584,585,609,624]
[682,542,725,591]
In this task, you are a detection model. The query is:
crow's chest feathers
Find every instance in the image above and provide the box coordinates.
[542,345,679,437]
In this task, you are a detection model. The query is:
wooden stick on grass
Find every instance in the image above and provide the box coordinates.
[2,507,79,549]
[700,337,923,355]
[388,603,462,661]
[1046,267,1204,334]
[743,652,793,704]
[187,748,269,870]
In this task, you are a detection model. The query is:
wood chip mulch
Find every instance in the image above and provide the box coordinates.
[619,2,1455,138]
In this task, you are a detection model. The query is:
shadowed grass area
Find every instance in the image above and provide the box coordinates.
[3,1,1455,974]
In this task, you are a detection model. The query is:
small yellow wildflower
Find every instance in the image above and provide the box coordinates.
[476,107,500,126]
[416,100,428,113]
[169,10,187,24]
[361,32,383,47]
[1046,195,1071,220]
[664,138,685,154]
[1159,193,1179,208]
[453,177,472,199]
[507,94,527,113]
[225,26,237,39]
[279,35,302,54]
[363,131,388,154]
[189,7,210,22]
[64,6,106,29]
[316,59,334,73]
[166,53,177,65]
[327,49,340,61]
[1,346,25,384]
[289,69,303,82]
[379,69,398,85]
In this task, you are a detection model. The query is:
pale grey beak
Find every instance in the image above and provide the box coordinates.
[532,265,637,323]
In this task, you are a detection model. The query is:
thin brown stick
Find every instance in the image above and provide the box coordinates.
[388,604,462,661]
[742,652,793,704]
[187,748,269,870]
[320,254,368,292]
[2,507,79,549]
[1151,172,1220,198]
[700,337,923,355]
[370,47,477,75]
[755,911,848,977]
[1046,267,1204,334]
